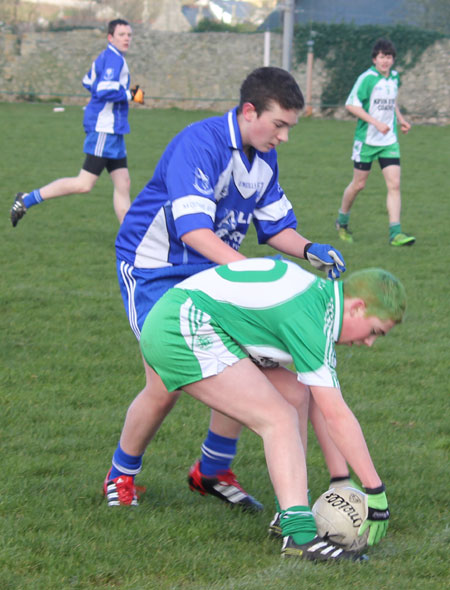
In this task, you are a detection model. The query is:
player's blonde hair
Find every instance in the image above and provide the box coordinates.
[343,268,406,323]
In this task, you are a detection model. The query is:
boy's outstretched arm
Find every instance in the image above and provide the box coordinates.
[266,228,346,279]
[310,385,390,546]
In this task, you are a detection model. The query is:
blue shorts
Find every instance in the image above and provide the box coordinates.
[116,259,217,340]
[84,131,127,159]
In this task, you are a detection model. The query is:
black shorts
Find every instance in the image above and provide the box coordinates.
[354,157,400,171]
[82,154,128,176]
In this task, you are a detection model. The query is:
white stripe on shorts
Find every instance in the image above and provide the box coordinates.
[95,132,107,157]
[180,298,241,379]
[120,261,140,340]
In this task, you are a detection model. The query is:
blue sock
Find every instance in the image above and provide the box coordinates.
[23,189,43,209]
[109,443,143,480]
[200,430,238,476]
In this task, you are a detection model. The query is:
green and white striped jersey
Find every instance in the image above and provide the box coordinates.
[346,66,400,146]
[177,258,343,388]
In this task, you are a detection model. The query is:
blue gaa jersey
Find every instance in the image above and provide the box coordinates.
[82,43,131,135]
[116,107,298,269]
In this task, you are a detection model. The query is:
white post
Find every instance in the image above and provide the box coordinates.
[282,0,295,71]
[264,30,271,66]
[305,38,314,116]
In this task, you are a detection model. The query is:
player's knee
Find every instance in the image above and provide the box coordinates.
[353,178,366,192]
[73,177,96,194]
[269,401,300,433]
[142,381,180,413]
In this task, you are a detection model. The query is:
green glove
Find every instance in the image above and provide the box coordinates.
[359,485,390,546]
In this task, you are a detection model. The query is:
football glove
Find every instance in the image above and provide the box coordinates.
[304,243,346,279]
[359,485,390,546]
[131,85,145,104]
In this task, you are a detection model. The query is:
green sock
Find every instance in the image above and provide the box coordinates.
[275,490,310,512]
[389,223,401,240]
[338,211,350,227]
[280,505,317,545]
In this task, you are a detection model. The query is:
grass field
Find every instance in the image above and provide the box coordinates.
[1,102,449,590]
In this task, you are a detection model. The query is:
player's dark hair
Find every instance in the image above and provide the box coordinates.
[372,38,396,59]
[238,67,304,115]
[108,19,130,36]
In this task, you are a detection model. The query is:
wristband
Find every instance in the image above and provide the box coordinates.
[303,242,313,258]
[364,483,386,495]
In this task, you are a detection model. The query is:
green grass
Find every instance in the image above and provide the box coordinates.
[1,103,449,590]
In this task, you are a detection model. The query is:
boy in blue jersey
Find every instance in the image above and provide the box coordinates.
[104,67,347,510]
[137,259,405,561]
[335,38,415,247]
[10,19,143,226]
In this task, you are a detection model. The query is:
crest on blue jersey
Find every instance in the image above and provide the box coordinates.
[194,167,213,195]
[104,68,114,81]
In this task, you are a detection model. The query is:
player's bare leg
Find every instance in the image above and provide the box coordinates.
[261,366,309,452]
[339,168,370,214]
[183,358,365,561]
[382,164,401,224]
[39,169,99,199]
[336,168,370,242]
[110,167,131,223]
[119,361,181,456]
[183,358,309,509]
[382,164,415,245]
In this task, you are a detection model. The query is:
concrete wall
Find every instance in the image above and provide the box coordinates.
[1,27,448,123]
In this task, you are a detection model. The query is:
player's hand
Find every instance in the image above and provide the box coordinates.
[304,243,346,280]
[400,120,411,134]
[131,85,145,104]
[376,121,390,134]
[359,487,389,545]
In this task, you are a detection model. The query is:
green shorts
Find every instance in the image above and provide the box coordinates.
[140,288,247,392]
[351,140,400,163]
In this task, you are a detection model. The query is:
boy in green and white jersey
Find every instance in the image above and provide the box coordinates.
[140,257,406,562]
[336,38,415,247]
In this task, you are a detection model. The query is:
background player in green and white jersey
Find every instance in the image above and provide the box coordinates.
[335,38,415,247]
[139,257,406,562]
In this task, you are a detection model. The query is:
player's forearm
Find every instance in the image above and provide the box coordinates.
[311,386,382,488]
[181,228,246,265]
[266,228,310,259]
[325,412,382,489]
[346,104,378,126]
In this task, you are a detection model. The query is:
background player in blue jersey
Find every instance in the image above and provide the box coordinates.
[136,259,405,561]
[10,19,144,227]
[335,38,415,247]
[104,67,346,509]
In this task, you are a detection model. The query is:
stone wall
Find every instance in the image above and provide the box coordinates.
[0,27,448,124]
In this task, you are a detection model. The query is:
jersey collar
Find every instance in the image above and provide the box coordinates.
[334,281,344,342]
[108,43,123,57]
[225,107,243,150]
[370,65,393,80]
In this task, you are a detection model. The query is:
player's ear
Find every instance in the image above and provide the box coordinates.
[242,102,257,122]
[349,298,366,317]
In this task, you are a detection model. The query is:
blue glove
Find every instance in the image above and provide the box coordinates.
[359,485,390,546]
[304,243,346,279]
